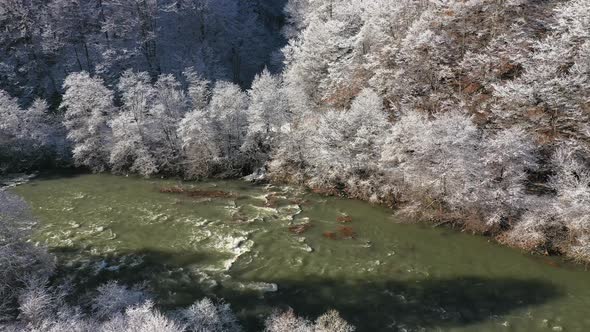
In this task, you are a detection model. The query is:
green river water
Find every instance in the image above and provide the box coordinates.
[9,173,590,331]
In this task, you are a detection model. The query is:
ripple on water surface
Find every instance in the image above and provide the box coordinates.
[9,174,590,332]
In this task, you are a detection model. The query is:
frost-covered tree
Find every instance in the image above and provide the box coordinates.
[91,282,148,319]
[314,310,355,332]
[0,93,56,146]
[549,144,590,261]
[282,1,363,111]
[208,81,249,172]
[0,90,34,170]
[0,91,65,171]
[184,68,211,112]
[267,115,314,184]
[381,111,536,226]
[17,275,68,326]
[177,298,240,332]
[305,89,389,191]
[178,110,219,179]
[0,191,54,320]
[494,0,590,144]
[109,113,156,176]
[246,69,290,138]
[149,74,189,174]
[264,308,354,332]
[500,195,557,253]
[100,301,183,332]
[242,69,290,170]
[264,309,313,332]
[110,70,157,176]
[22,99,58,148]
[381,111,481,210]
[0,90,23,139]
[61,72,114,172]
[474,127,538,225]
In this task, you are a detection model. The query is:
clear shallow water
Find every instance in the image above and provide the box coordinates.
[10,173,590,331]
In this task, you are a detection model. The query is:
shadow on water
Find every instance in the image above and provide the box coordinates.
[15,168,89,185]
[260,276,561,331]
[51,246,215,303]
[50,246,563,332]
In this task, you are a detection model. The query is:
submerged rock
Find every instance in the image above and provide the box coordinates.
[159,186,235,199]
[339,226,356,239]
[323,231,338,240]
[337,214,353,223]
[288,223,312,235]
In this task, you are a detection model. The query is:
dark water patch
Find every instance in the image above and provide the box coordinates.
[49,242,562,332]
[262,276,561,332]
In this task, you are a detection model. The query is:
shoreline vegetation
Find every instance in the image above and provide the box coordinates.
[1,0,590,330]
[4,168,589,265]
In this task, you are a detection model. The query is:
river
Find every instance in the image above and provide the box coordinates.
[9,173,590,331]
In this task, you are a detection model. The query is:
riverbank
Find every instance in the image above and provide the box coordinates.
[0,173,38,191]
[4,169,586,267]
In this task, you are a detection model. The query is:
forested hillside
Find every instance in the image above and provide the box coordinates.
[0,0,287,102]
[2,0,590,261]
[2,0,590,282]
[2,0,590,331]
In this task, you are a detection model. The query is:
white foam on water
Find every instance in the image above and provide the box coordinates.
[299,243,313,253]
[248,205,278,215]
[188,268,219,290]
[292,236,313,253]
[251,193,269,201]
[56,238,74,248]
[222,239,255,271]
[72,192,86,200]
[103,229,117,241]
[245,215,265,223]
[278,204,301,221]
[148,212,170,223]
[178,216,210,227]
[204,230,256,272]
[234,281,278,293]
[136,206,171,224]
[224,201,241,219]
[188,228,213,244]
